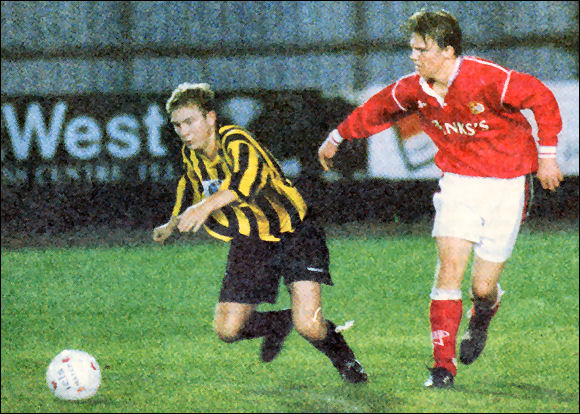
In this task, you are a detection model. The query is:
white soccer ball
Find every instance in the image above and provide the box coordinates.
[46,349,101,400]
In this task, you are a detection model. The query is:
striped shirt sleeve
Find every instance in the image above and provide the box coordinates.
[171,150,201,216]
[171,174,187,217]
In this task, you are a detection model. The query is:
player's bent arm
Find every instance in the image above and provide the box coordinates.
[318,129,343,171]
[178,190,238,233]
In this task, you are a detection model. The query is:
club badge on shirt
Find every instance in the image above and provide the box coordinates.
[202,179,222,197]
[468,102,485,115]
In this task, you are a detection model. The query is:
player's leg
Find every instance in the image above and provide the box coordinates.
[289,280,326,341]
[290,280,367,383]
[459,257,505,365]
[425,236,473,388]
[426,173,489,388]
[471,258,504,301]
[214,237,293,352]
[213,301,292,348]
[460,174,527,365]
[213,302,257,342]
[278,216,366,383]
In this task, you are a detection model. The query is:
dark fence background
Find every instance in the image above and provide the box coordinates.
[2,90,578,245]
[2,2,577,246]
[1,175,578,240]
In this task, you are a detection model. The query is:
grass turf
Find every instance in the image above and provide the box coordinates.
[1,223,578,412]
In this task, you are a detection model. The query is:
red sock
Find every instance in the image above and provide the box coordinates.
[430,299,463,376]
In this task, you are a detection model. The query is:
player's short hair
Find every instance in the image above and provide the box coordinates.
[406,10,462,56]
[165,82,216,115]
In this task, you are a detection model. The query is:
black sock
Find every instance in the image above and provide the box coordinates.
[308,320,356,367]
[471,299,497,330]
[237,309,292,340]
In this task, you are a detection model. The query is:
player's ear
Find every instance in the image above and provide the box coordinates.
[443,45,455,58]
[206,110,217,126]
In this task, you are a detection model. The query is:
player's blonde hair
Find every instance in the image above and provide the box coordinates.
[165,82,216,115]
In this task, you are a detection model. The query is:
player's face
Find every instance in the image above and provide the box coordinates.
[170,104,216,152]
[409,33,448,79]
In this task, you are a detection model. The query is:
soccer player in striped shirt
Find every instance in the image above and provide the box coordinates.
[318,10,563,388]
[153,82,367,383]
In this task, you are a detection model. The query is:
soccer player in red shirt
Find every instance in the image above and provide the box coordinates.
[318,10,563,388]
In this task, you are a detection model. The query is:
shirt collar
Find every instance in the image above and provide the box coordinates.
[194,142,223,167]
[417,56,463,106]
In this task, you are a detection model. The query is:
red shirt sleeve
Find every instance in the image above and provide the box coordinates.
[337,79,417,140]
[502,71,562,147]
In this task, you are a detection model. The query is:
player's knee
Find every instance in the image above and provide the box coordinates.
[214,327,240,343]
[471,281,496,302]
[213,320,241,343]
[294,316,326,341]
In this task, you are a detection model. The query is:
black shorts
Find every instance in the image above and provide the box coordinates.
[219,216,333,305]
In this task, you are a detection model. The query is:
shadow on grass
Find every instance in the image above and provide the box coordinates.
[249,381,404,412]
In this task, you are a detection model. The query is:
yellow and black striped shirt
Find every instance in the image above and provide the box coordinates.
[171,125,307,242]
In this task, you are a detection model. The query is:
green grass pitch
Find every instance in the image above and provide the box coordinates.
[1,223,578,412]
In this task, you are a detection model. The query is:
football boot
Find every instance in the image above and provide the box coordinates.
[424,366,454,389]
[336,358,368,383]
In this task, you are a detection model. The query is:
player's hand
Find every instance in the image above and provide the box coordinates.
[177,202,210,233]
[537,158,563,192]
[152,216,179,243]
[318,138,338,171]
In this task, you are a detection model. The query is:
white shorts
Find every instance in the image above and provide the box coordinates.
[432,173,528,263]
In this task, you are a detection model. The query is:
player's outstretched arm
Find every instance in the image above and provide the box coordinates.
[152,216,180,243]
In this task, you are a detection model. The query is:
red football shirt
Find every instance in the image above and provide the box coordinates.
[336,56,562,178]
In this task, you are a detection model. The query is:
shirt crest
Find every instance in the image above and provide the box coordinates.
[468,102,485,114]
[202,179,222,197]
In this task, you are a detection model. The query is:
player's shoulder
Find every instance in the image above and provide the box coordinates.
[219,125,258,147]
[375,72,422,98]
[461,56,512,77]
[219,125,253,140]
[219,124,250,136]
[395,72,421,87]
